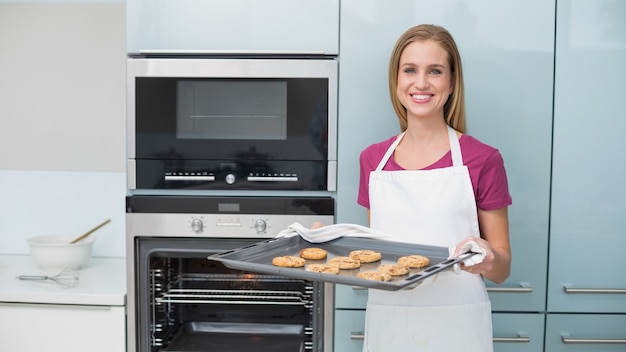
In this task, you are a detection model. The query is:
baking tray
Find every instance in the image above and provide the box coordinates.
[162,322,304,352]
[209,236,476,291]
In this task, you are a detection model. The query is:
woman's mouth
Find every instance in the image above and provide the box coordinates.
[410,94,432,102]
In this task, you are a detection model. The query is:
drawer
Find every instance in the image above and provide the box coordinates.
[334,284,368,309]
[333,310,546,352]
[492,313,545,352]
[334,309,365,352]
[545,314,626,351]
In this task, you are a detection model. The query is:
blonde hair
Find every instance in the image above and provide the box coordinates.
[388,24,466,133]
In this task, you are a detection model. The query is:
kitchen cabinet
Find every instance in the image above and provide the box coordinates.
[0,255,126,352]
[545,314,626,351]
[492,313,545,352]
[336,0,555,350]
[0,303,125,352]
[337,0,554,314]
[333,309,366,352]
[126,0,339,55]
[333,309,545,352]
[548,0,626,314]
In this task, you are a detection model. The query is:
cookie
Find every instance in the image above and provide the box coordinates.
[306,263,340,274]
[397,255,430,268]
[357,270,391,282]
[328,256,361,269]
[299,247,328,260]
[378,263,409,276]
[272,255,306,268]
[349,249,382,263]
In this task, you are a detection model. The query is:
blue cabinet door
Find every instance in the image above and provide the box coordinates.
[548,0,626,313]
[334,310,365,352]
[492,313,545,352]
[334,284,368,309]
[127,0,339,54]
[545,314,626,351]
[337,0,554,313]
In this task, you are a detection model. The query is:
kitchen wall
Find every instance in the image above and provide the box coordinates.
[0,1,126,257]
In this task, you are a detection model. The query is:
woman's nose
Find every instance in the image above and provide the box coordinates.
[413,73,428,89]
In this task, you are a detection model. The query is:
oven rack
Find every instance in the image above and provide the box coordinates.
[155,288,311,306]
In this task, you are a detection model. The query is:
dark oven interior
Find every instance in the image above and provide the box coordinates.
[135,237,325,352]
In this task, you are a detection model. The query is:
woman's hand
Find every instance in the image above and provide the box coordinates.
[310,222,325,229]
[453,236,495,276]
[456,207,511,284]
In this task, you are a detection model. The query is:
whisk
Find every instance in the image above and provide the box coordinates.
[17,268,80,288]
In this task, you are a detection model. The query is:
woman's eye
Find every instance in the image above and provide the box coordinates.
[404,68,416,74]
[430,69,442,74]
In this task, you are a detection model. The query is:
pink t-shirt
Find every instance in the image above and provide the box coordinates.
[358,134,512,211]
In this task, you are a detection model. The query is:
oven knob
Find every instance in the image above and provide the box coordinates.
[191,218,204,233]
[254,219,267,233]
[225,173,236,184]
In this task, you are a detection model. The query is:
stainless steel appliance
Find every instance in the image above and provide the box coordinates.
[126,57,338,191]
[126,195,335,352]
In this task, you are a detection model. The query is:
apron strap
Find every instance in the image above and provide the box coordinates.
[375,133,404,171]
[447,125,463,166]
[375,126,463,171]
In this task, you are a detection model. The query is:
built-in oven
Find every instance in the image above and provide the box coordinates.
[126,195,335,352]
[126,57,338,191]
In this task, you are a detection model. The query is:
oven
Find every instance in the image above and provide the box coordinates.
[126,195,335,352]
[126,57,338,191]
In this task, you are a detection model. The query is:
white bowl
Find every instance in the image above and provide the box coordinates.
[27,234,96,270]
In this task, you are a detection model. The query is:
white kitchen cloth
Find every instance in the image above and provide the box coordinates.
[448,240,487,267]
[276,222,485,266]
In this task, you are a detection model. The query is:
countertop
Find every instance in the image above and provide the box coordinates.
[0,254,126,306]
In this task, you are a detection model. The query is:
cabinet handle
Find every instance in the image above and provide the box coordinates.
[493,336,531,343]
[487,283,532,293]
[562,336,626,344]
[351,333,533,342]
[563,286,626,294]
[350,332,365,340]
[351,286,367,290]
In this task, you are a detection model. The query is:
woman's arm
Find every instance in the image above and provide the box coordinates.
[456,207,511,284]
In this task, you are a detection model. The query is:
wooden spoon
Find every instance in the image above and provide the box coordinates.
[69,219,111,244]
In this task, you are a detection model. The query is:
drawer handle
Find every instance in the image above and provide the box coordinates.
[350,332,365,340]
[350,333,533,342]
[562,336,626,344]
[487,282,532,293]
[563,286,626,294]
[351,286,367,291]
[493,336,531,343]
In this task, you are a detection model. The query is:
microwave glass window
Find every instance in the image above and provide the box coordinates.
[177,80,287,140]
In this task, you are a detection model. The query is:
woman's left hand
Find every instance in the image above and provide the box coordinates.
[453,236,495,276]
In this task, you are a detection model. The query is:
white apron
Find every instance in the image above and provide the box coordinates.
[363,125,493,352]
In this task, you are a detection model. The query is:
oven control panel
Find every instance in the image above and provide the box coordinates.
[185,214,330,237]
[126,195,335,239]
[129,213,333,239]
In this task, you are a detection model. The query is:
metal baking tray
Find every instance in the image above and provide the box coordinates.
[209,235,476,291]
[162,322,304,352]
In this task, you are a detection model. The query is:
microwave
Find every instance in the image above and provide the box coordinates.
[126,57,337,191]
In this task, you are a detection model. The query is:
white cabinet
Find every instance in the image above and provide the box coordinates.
[0,303,125,352]
[127,0,339,54]
[0,255,126,352]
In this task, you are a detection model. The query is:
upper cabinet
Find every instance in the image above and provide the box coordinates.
[548,0,626,314]
[336,0,555,314]
[126,0,339,55]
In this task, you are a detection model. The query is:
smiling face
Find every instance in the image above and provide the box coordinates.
[396,40,454,123]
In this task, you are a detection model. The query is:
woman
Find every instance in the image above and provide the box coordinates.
[357,24,512,351]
